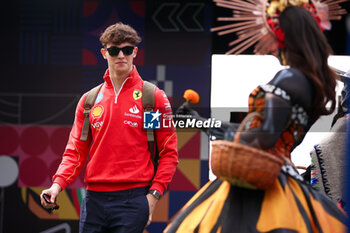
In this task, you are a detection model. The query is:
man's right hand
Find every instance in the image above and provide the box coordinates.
[40,183,62,210]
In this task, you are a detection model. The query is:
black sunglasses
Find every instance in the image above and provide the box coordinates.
[106,46,134,56]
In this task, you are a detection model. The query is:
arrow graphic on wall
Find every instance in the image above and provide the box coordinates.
[152,2,205,32]
[176,3,204,32]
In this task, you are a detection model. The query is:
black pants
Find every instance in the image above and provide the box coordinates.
[79,186,149,233]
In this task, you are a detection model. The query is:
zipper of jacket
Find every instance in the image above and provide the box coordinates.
[112,77,129,104]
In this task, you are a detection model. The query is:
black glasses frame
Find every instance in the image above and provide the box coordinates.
[106,46,135,56]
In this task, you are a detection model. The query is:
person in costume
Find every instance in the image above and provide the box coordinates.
[309,70,350,208]
[164,0,348,232]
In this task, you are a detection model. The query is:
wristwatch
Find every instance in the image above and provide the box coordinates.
[148,190,161,200]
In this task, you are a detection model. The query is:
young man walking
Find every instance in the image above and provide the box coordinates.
[41,22,178,233]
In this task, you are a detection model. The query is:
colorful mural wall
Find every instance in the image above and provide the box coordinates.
[0,126,209,232]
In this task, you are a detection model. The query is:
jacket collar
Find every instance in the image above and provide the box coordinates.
[103,65,141,88]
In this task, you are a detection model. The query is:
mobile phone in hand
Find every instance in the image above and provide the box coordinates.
[43,193,59,210]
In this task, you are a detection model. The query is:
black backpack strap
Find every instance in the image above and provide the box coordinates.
[80,84,103,141]
[142,81,158,165]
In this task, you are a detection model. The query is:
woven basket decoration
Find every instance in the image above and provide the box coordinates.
[211,112,285,189]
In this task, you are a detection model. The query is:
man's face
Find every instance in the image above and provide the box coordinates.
[101,42,138,75]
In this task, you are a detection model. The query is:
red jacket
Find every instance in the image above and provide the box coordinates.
[53,66,178,195]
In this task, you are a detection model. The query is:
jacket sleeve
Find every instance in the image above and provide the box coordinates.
[241,68,312,149]
[240,93,291,149]
[52,93,92,190]
[150,88,179,196]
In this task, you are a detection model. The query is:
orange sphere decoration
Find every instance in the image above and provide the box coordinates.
[183,89,200,104]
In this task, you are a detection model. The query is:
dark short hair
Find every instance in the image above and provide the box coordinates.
[99,22,141,47]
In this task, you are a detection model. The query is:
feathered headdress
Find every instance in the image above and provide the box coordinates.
[211,0,348,54]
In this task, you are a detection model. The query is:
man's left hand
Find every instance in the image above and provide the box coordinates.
[145,193,159,227]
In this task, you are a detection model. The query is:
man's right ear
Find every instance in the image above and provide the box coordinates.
[101,48,107,59]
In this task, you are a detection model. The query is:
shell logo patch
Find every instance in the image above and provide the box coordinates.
[133,89,142,100]
[92,105,104,118]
